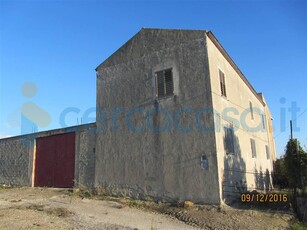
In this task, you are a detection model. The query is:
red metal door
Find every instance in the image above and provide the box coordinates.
[34,132,75,188]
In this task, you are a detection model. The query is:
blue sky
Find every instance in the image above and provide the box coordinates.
[0,0,306,157]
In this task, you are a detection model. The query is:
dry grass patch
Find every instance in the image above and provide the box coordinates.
[25,204,73,218]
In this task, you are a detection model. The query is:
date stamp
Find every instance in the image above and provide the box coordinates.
[241,193,288,203]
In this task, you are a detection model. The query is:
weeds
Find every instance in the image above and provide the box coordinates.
[0,184,8,190]
[26,204,45,212]
[292,220,307,230]
[73,183,94,198]
[46,207,72,218]
[26,204,72,218]
[128,200,144,208]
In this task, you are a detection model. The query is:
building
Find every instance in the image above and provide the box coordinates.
[0,28,275,205]
[95,28,275,204]
[0,123,96,188]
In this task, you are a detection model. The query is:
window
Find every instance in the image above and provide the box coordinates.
[219,69,227,97]
[224,125,234,154]
[265,145,270,159]
[262,114,266,129]
[250,138,256,158]
[201,155,209,169]
[155,69,174,98]
[249,101,254,120]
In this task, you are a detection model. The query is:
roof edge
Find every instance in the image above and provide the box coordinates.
[0,122,96,141]
[95,28,209,71]
[206,31,265,106]
[95,28,144,71]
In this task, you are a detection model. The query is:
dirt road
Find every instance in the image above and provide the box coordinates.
[0,187,294,229]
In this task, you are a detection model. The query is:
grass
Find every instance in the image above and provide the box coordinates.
[292,221,307,230]
[26,204,72,218]
[72,183,94,198]
[0,184,7,190]
[273,187,307,197]
[72,184,149,210]
[46,207,72,218]
[26,204,45,212]
[128,199,145,208]
[297,187,307,197]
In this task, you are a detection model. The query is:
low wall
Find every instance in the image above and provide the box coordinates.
[0,123,96,187]
[75,125,96,188]
[0,135,34,186]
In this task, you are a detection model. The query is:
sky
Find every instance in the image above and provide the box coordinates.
[0,0,306,158]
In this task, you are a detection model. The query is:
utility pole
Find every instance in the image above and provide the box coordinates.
[290,120,293,140]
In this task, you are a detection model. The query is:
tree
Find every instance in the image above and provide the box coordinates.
[301,152,307,187]
[284,139,307,189]
[273,156,289,189]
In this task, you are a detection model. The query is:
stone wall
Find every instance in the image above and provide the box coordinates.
[0,123,96,188]
[75,125,96,188]
[95,29,220,204]
[0,135,34,186]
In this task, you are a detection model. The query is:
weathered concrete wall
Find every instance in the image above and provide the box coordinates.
[0,135,34,186]
[0,123,96,188]
[75,124,96,188]
[96,29,220,204]
[206,33,275,203]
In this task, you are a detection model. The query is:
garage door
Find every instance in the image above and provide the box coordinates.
[34,132,75,188]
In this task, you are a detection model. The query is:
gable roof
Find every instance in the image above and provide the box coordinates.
[95,28,207,71]
[96,28,265,106]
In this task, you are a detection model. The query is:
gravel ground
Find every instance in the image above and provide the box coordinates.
[0,187,295,230]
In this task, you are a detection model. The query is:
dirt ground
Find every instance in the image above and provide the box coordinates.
[0,187,295,229]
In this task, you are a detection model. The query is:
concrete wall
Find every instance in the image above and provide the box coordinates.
[0,123,96,188]
[262,95,276,162]
[0,135,34,186]
[206,33,275,203]
[95,29,220,204]
[75,124,96,188]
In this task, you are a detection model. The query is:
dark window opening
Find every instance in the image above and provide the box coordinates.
[219,69,227,97]
[262,114,266,129]
[265,145,270,159]
[201,155,209,169]
[250,138,256,158]
[156,69,174,98]
[224,125,234,155]
[249,101,254,120]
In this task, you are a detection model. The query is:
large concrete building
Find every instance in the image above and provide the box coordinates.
[0,28,275,205]
[95,28,275,204]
